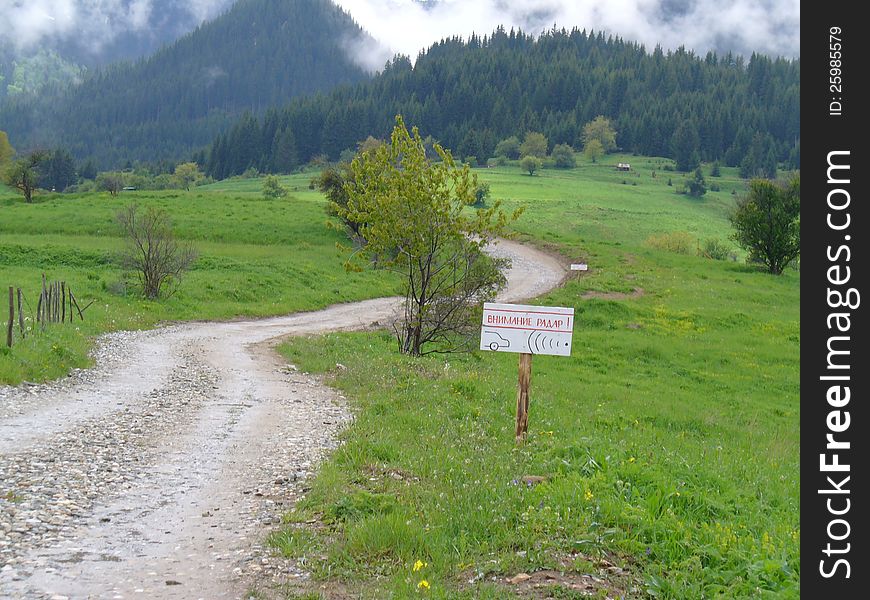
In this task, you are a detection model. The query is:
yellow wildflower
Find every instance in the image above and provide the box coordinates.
[418,579,430,590]
[413,560,427,572]
[584,489,594,501]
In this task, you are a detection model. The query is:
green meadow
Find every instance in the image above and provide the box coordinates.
[1,157,799,598]
[0,173,399,383]
[272,157,800,598]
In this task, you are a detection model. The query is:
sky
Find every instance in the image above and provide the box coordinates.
[1,0,800,66]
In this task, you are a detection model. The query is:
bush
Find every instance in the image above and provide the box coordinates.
[646,231,695,254]
[263,175,288,199]
[116,203,197,299]
[700,238,734,261]
[551,143,576,168]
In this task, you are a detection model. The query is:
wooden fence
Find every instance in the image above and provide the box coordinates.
[4,275,92,348]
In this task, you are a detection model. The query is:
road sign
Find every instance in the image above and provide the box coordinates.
[480,302,574,356]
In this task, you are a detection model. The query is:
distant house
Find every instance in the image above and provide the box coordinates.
[616,163,631,171]
[122,186,137,191]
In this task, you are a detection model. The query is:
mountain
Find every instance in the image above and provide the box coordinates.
[1,2,237,99]
[0,0,376,167]
[205,27,800,179]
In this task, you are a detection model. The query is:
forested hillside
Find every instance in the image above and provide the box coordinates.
[0,0,375,167]
[207,27,799,178]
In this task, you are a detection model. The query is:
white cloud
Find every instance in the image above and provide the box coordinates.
[0,0,233,53]
[334,0,800,69]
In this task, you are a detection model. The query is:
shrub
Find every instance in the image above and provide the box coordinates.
[700,238,734,261]
[646,231,695,254]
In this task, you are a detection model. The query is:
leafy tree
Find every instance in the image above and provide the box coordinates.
[684,167,707,197]
[262,175,288,199]
[2,151,46,203]
[520,155,543,175]
[710,161,721,177]
[494,136,521,159]
[357,136,383,154]
[730,175,800,274]
[582,116,617,153]
[474,182,491,207]
[117,203,198,299]
[583,138,604,163]
[519,132,548,158]
[551,143,576,168]
[338,116,519,356]
[0,131,14,166]
[173,162,204,190]
[96,172,124,196]
[316,163,362,237]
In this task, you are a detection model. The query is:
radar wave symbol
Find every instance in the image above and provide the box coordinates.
[528,330,560,355]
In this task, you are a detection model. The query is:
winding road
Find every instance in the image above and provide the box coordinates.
[0,239,565,599]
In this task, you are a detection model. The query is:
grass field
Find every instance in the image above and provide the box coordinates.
[0,175,399,383]
[1,157,799,598]
[271,157,800,598]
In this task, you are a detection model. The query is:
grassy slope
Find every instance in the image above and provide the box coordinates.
[273,157,799,598]
[0,174,400,383]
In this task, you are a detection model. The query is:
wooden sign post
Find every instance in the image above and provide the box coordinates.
[480,303,574,444]
[515,353,532,442]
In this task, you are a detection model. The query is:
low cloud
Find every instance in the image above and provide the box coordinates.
[335,0,800,69]
[0,0,233,55]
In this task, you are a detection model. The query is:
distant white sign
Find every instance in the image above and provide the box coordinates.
[570,263,588,271]
[480,303,574,356]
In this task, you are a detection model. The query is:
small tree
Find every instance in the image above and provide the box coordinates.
[519,132,548,158]
[495,136,521,159]
[583,138,604,163]
[730,175,800,275]
[96,172,124,196]
[710,161,721,177]
[174,162,204,190]
[520,155,543,176]
[0,130,15,166]
[473,182,491,207]
[262,175,288,199]
[684,167,707,197]
[3,151,46,203]
[117,203,197,299]
[338,115,519,356]
[582,116,617,153]
[551,143,576,168]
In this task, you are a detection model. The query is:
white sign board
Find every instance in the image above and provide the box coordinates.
[570,263,588,271]
[480,303,574,356]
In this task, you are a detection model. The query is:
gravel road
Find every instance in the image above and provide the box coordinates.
[0,239,565,599]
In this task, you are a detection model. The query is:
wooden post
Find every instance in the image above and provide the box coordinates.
[41,274,47,330]
[6,287,13,348]
[515,353,532,444]
[70,291,84,321]
[17,288,25,337]
[61,281,66,323]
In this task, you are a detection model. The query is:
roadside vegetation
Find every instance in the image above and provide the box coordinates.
[272,154,799,598]
[2,151,799,598]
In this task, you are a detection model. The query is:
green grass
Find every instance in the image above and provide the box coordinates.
[0,185,400,384]
[271,157,799,598]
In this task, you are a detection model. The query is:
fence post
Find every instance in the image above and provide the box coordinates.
[17,288,25,337]
[6,286,13,348]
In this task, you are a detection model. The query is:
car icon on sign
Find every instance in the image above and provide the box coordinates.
[482,330,511,351]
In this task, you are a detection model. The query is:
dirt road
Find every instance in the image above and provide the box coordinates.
[0,239,565,599]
